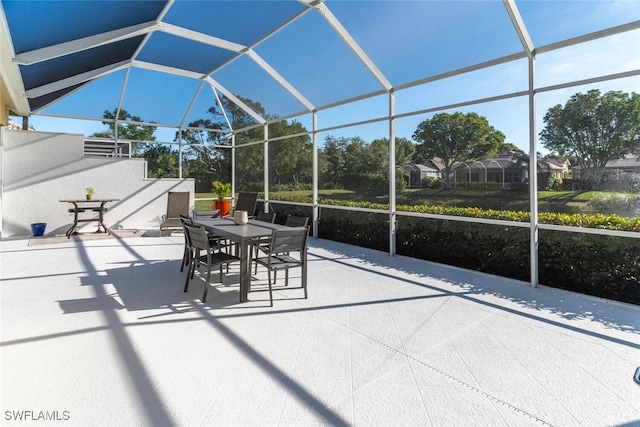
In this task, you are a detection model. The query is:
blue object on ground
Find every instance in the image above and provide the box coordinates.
[31,223,46,236]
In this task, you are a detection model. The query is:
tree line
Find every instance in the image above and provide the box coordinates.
[92,89,640,192]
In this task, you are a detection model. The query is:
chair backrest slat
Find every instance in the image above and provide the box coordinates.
[256,211,276,223]
[184,224,209,251]
[193,210,219,219]
[167,191,190,218]
[235,192,258,217]
[179,214,193,225]
[180,215,194,245]
[270,227,308,254]
[284,215,308,227]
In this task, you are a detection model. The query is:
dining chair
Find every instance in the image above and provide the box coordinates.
[183,223,240,302]
[248,211,277,270]
[252,214,309,274]
[285,214,309,227]
[193,209,220,219]
[254,226,309,306]
[182,214,228,254]
[232,191,258,218]
[179,215,194,272]
[255,210,276,223]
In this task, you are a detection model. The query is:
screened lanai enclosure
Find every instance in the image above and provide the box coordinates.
[1,1,640,303]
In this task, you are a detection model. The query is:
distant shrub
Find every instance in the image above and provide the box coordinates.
[570,179,592,190]
[319,182,343,190]
[510,182,529,193]
[538,171,554,190]
[552,178,563,190]
[560,178,573,190]
[422,177,442,189]
[341,173,388,192]
[270,182,313,191]
[456,182,501,191]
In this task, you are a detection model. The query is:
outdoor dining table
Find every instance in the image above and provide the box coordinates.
[192,217,291,302]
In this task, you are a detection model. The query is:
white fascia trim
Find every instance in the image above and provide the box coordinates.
[34,111,180,129]
[0,6,29,114]
[14,21,157,66]
[159,22,246,52]
[245,49,314,111]
[204,76,267,125]
[25,60,129,98]
[315,2,392,92]
[132,60,206,80]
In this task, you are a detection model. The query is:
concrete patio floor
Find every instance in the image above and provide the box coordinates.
[1,233,639,426]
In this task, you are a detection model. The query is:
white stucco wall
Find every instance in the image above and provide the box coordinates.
[1,129,194,238]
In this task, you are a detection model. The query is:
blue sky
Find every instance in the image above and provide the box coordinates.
[15,1,640,156]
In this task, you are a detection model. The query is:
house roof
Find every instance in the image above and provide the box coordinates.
[606,155,640,168]
[402,163,440,174]
[1,1,639,137]
[543,158,570,171]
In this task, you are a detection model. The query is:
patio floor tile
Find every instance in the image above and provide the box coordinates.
[1,235,639,426]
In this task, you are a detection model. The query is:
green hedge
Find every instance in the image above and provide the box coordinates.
[271,193,640,231]
[538,231,640,303]
[397,218,530,281]
[267,196,640,305]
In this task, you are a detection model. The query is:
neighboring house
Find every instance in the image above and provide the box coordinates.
[404,152,572,189]
[571,154,640,179]
[6,119,29,130]
[540,158,571,181]
[605,154,640,175]
[572,154,640,190]
[401,159,442,187]
[451,153,529,188]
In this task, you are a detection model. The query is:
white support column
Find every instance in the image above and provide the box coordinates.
[504,0,538,288]
[389,91,397,256]
[0,126,4,236]
[231,134,236,207]
[528,55,539,288]
[312,111,319,239]
[178,129,183,179]
[114,67,130,146]
[263,125,269,212]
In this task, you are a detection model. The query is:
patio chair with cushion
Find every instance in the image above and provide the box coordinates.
[254,226,309,306]
[183,223,240,303]
[160,191,190,233]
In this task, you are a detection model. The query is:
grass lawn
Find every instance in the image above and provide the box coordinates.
[194,189,640,217]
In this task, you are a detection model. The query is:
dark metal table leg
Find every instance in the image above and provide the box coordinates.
[66,203,79,238]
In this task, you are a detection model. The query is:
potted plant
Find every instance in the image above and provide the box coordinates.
[86,187,95,200]
[211,181,231,216]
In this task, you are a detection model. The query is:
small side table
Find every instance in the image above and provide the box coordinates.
[60,199,119,238]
